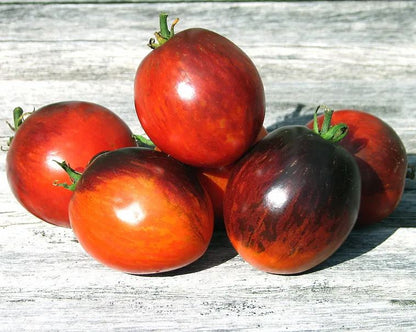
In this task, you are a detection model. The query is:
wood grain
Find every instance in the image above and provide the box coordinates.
[0,1,415,331]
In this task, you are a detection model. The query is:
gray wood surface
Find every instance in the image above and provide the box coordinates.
[1,1,415,331]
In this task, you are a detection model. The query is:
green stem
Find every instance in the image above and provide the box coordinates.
[148,13,179,49]
[312,105,348,143]
[159,13,170,40]
[53,160,82,191]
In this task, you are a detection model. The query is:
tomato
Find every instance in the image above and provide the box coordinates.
[6,101,136,228]
[224,109,361,274]
[134,14,265,168]
[197,126,268,229]
[68,147,214,274]
[306,109,407,226]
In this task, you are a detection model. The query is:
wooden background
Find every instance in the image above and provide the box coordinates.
[1,1,415,330]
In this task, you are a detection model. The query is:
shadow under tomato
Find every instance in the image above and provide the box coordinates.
[407,153,416,186]
[305,224,396,274]
[142,230,237,277]
[355,156,385,195]
[266,103,314,132]
[304,169,416,274]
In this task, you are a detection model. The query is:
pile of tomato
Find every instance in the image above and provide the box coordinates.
[5,14,409,275]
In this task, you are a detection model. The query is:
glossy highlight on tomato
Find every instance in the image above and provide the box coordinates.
[306,109,407,226]
[224,124,361,274]
[69,147,214,274]
[6,101,136,227]
[134,14,265,168]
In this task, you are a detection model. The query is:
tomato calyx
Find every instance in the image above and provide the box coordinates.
[53,160,82,191]
[5,107,33,147]
[148,13,179,49]
[312,105,348,143]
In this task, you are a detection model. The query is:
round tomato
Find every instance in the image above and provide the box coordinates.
[224,110,361,274]
[68,147,214,274]
[306,109,407,226]
[6,101,136,227]
[134,14,265,168]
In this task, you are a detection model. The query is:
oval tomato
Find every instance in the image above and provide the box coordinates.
[68,147,214,274]
[134,14,265,168]
[306,109,407,226]
[224,111,361,274]
[6,101,136,227]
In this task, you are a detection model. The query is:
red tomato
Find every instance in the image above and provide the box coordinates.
[69,147,214,274]
[197,126,268,228]
[6,101,136,227]
[306,109,407,226]
[224,116,361,274]
[134,14,265,168]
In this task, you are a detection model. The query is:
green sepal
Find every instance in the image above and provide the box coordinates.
[6,107,33,146]
[132,134,156,149]
[53,160,82,191]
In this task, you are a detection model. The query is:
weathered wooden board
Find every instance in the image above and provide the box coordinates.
[0,1,415,331]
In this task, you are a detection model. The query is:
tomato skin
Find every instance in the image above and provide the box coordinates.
[69,147,214,274]
[197,165,232,229]
[6,101,136,227]
[306,110,407,226]
[197,126,268,228]
[134,28,265,168]
[223,126,361,274]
